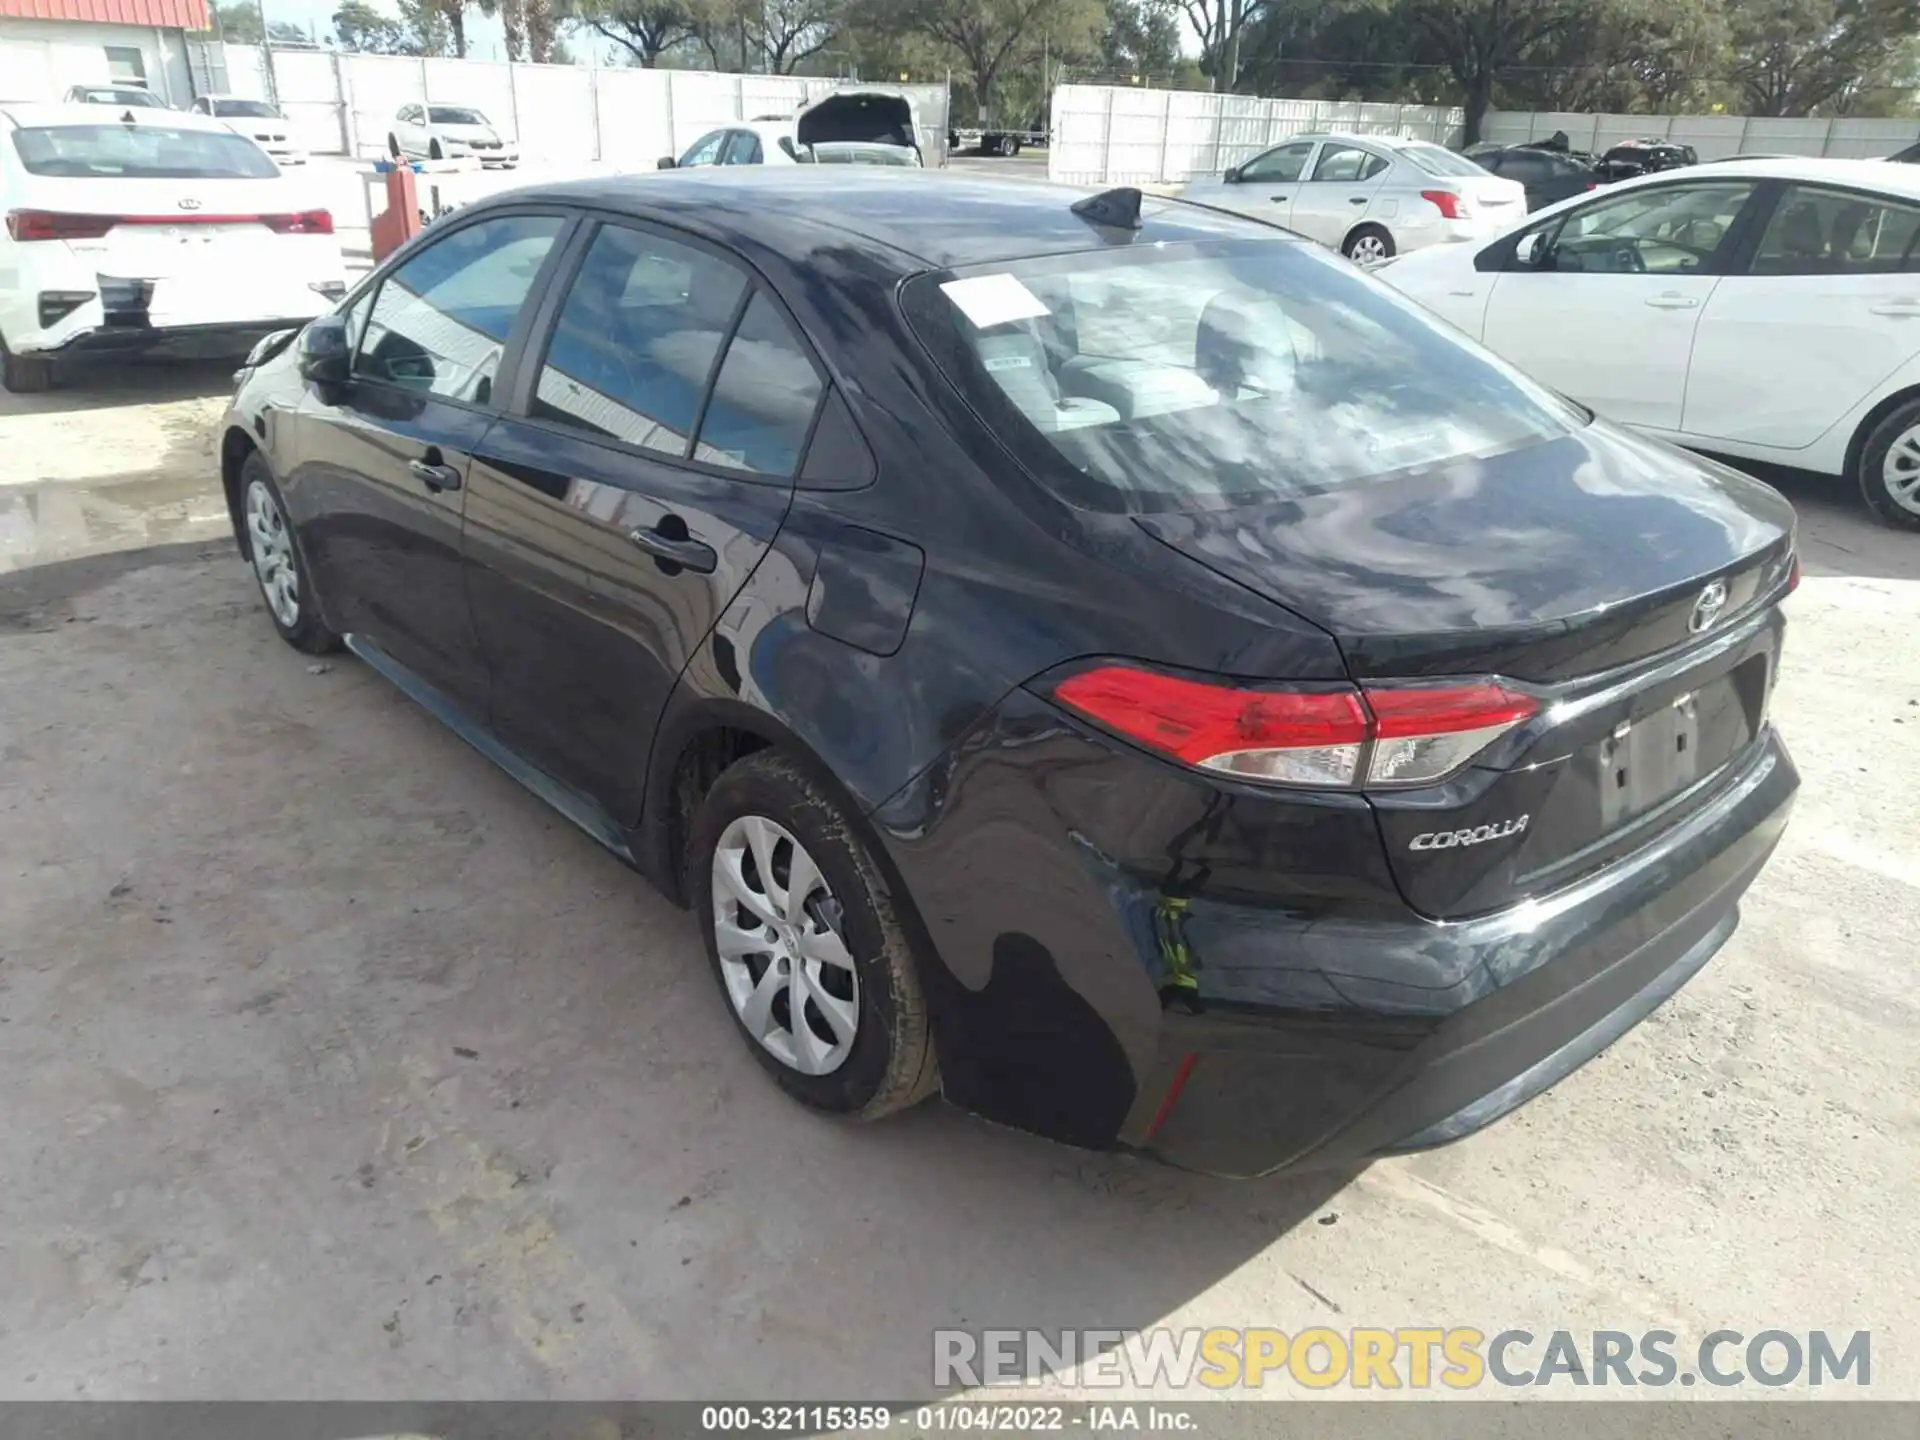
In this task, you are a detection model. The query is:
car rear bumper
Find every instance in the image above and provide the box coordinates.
[31,317,324,363]
[1133,729,1796,1176]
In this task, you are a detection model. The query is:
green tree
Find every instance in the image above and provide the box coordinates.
[572,0,700,65]
[1173,0,1270,90]
[210,1,264,42]
[1725,0,1920,115]
[884,0,1103,124]
[334,0,411,51]
[695,0,842,74]
[1099,0,1181,81]
[1392,0,1589,142]
[421,0,475,57]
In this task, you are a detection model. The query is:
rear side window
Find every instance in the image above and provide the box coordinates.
[1403,143,1491,178]
[694,292,822,475]
[1311,145,1388,182]
[905,238,1575,514]
[532,223,747,455]
[10,125,278,179]
[1749,184,1920,275]
[356,213,565,404]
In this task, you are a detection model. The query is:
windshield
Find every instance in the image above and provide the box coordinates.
[10,125,280,178]
[429,107,487,126]
[905,238,1578,513]
[1403,143,1489,178]
[214,99,280,118]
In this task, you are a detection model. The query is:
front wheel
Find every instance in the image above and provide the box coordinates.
[1342,225,1395,265]
[1856,400,1920,530]
[691,750,937,1119]
[429,140,443,161]
[240,452,341,654]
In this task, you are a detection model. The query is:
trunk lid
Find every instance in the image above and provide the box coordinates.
[797,90,920,157]
[1137,422,1796,917]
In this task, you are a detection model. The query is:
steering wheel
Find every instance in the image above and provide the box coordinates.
[1613,243,1646,274]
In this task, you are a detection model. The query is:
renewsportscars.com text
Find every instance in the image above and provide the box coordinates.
[934,1327,1872,1390]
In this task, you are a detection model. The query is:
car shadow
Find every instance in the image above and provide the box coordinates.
[1703,453,1920,583]
[0,356,238,418]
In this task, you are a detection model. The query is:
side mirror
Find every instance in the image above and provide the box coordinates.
[1513,231,1548,269]
[1224,165,1242,183]
[656,155,677,170]
[297,315,351,386]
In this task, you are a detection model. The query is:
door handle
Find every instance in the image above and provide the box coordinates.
[1348,196,1369,205]
[408,455,463,492]
[1643,294,1700,310]
[628,523,717,574]
[1870,299,1920,317]
[1269,193,1287,202]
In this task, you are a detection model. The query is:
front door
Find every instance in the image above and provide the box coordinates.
[292,210,571,711]
[1482,179,1758,431]
[464,218,820,821]
[1207,139,1317,226]
[1684,181,1920,450]
[1286,140,1390,247]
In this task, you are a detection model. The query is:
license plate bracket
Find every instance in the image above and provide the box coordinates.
[1599,691,1703,829]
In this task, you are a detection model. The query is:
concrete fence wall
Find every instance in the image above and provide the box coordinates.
[1049,82,1920,186]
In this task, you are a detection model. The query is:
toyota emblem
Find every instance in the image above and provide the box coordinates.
[1688,580,1730,633]
[178,197,203,211]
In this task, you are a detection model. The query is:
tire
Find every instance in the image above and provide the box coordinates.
[1007,137,1023,156]
[387,133,400,159]
[429,140,443,161]
[239,451,341,655]
[0,334,55,394]
[1854,399,1920,531]
[691,749,937,1120]
[1342,224,1395,265]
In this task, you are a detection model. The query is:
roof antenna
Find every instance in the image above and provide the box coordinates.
[1071,187,1144,230]
[120,109,138,125]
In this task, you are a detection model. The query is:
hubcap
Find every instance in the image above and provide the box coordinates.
[245,477,300,629]
[1350,234,1388,265]
[711,816,859,1076]
[1882,425,1920,517]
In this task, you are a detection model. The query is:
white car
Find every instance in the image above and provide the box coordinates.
[387,103,518,168]
[188,94,307,166]
[64,86,168,110]
[0,104,345,393]
[661,121,806,169]
[1179,131,1525,263]
[1378,156,1920,529]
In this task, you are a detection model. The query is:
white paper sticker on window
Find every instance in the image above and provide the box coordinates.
[940,273,1051,329]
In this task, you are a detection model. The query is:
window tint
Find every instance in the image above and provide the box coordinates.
[1530,181,1754,274]
[1311,144,1387,182]
[533,224,747,455]
[356,213,564,404]
[1239,142,1314,183]
[1750,185,1920,275]
[679,131,725,167]
[695,292,822,475]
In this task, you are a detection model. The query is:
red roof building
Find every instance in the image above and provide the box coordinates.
[0,0,208,27]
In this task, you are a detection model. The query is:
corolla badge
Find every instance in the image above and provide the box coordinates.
[1689,579,1730,634]
[1409,816,1529,851]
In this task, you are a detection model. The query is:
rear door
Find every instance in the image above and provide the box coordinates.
[463,215,820,820]
[1287,141,1390,246]
[1683,180,1920,449]
[1482,178,1760,430]
[292,209,572,713]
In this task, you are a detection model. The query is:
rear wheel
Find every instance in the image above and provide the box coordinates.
[690,750,937,1119]
[1343,225,1395,265]
[1856,400,1920,531]
[241,452,340,654]
[0,334,55,394]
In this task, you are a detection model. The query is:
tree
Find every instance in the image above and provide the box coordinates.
[1100,0,1181,80]
[400,0,455,54]
[572,0,700,65]
[1725,0,1920,115]
[886,0,1102,124]
[210,1,263,42]
[1391,0,1589,142]
[1173,0,1270,90]
[421,0,475,57]
[334,0,412,51]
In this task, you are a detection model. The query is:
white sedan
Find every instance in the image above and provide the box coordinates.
[188,94,307,166]
[1179,131,1525,263]
[387,103,518,168]
[1379,157,1920,528]
[0,104,344,393]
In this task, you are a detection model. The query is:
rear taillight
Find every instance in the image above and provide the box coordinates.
[1421,189,1472,220]
[1050,666,1537,791]
[263,209,333,235]
[7,209,115,242]
[1786,552,1802,593]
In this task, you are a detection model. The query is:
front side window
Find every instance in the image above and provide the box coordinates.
[355,213,565,404]
[1527,181,1755,274]
[907,238,1576,514]
[1311,144,1387,183]
[1238,141,1314,184]
[532,224,747,455]
[694,293,822,475]
[10,125,278,178]
[1750,184,1920,275]
[679,131,726,167]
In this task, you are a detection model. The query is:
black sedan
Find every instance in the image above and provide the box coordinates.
[1465,142,1601,210]
[218,170,1799,1177]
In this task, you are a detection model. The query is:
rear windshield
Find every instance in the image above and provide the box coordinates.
[429,107,486,125]
[75,88,163,107]
[214,99,280,118]
[11,125,279,179]
[904,238,1577,514]
[1403,143,1490,178]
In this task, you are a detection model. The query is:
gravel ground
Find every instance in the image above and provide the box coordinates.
[0,354,1915,1404]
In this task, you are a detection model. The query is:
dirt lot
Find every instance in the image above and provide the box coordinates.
[1,363,1916,1402]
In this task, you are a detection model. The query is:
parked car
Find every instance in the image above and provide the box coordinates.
[0,104,344,393]
[1378,156,1920,528]
[811,142,920,166]
[659,121,806,169]
[63,85,167,109]
[1886,139,1920,164]
[219,169,1798,1177]
[661,92,927,171]
[1595,138,1698,181]
[188,94,306,166]
[1465,143,1602,211]
[1179,130,1526,263]
[387,104,517,168]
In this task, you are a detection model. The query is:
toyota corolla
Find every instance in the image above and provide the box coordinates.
[217,170,1799,1176]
